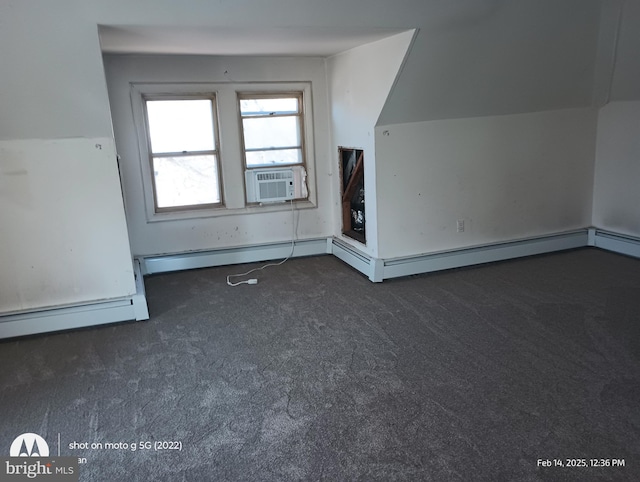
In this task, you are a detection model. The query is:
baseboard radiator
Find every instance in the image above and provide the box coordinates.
[330,228,640,282]
[139,238,331,276]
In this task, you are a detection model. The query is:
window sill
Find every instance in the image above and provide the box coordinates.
[145,199,315,223]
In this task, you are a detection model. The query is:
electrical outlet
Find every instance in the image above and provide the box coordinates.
[457,219,465,233]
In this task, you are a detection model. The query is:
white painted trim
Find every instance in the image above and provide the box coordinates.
[382,230,589,280]
[370,258,384,283]
[141,238,329,275]
[332,230,591,281]
[0,300,135,340]
[330,238,374,280]
[132,258,150,320]
[590,229,640,258]
[0,261,148,340]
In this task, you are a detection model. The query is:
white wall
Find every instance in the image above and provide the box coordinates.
[0,138,136,314]
[375,108,598,259]
[592,101,640,237]
[104,55,333,256]
[326,31,414,257]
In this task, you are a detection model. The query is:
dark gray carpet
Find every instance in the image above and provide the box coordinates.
[1,248,639,481]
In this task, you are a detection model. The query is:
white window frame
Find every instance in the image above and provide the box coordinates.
[131,82,316,222]
[142,93,223,213]
[238,91,306,171]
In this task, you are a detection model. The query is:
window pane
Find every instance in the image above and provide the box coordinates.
[146,100,215,153]
[153,155,220,208]
[242,117,300,150]
[245,148,302,167]
[240,97,298,116]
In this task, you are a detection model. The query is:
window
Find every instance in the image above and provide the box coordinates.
[131,82,315,220]
[238,93,305,169]
[143,96,222,212]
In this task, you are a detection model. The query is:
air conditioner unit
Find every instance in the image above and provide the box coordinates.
[245,168,296,203]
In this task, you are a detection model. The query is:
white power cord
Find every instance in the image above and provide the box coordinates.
[226,200,296,287]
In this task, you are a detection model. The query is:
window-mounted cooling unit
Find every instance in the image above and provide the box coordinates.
[245,168,296,203]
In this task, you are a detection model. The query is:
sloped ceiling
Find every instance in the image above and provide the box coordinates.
[6,0,635,140]
[91,0,640,126]
[378,0,603,124]
[98,0,610,124]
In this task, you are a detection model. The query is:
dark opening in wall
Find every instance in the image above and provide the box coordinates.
[339,147,365,244]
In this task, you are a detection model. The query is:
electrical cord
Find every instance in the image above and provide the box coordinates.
[226,200,296,286]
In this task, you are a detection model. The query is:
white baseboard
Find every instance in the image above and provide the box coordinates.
[0,260,149,340]
[330,228,640,282]
[132,259,150,320]
[140,238,330,276]
[383,230,589,280]
[588,228,640,258]
[332,230,591,281]
[330,238,374,279]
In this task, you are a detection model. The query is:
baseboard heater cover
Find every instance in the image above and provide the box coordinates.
[383,230,589,280]
[140,238,330,276]
[589,228,640,258]
[332,230,592,282]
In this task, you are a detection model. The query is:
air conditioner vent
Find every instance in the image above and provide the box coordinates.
[257,171,292,181]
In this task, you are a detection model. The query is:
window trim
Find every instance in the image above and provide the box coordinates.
[142,93,224,213]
